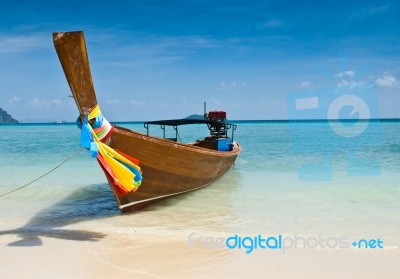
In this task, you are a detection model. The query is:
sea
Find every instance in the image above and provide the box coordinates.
[0,120,399,249]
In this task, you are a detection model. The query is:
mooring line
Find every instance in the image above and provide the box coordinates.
[0,148,84,198]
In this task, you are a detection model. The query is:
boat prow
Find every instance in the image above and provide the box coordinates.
[53,31,241,213]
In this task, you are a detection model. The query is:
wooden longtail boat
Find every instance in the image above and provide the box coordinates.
[53,31,241,213]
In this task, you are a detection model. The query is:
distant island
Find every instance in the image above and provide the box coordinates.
[0,108,18,124]
[184,114,205,120]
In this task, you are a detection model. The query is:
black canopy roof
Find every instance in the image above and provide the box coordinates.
[144,118,235,127]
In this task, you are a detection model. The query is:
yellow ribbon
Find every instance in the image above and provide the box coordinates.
[88,105,141,192]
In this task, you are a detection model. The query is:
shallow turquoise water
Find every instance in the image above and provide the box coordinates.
[0,121,399,246]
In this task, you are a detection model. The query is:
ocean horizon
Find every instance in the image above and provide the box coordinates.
[2,117,400,126]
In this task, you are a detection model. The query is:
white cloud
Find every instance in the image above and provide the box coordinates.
[350,4,390,19]
[176,97,190,109]
[101,33,231,68]
[51,99,62,106]
[29,98,64,107]
[8,96,21,103]
[107,98,121,105]
[375,74,398,88]
[368,4,391,14]
[337,79,366,90]
[95,30,262,69]
[0,33,48,53]
[215,81,246,90]
[180,97,188,105]
[333,70,368,90]
[130,99,147,107]
[30,97,49,107]
[297,81,311,88]
[210,97,221,105]
[334,70,355,79]
[263,19,283,28]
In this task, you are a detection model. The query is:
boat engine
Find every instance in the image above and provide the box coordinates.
[201,104,236,151]
[206,111,227,137]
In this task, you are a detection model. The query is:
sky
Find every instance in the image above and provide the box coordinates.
[0,0,399,122]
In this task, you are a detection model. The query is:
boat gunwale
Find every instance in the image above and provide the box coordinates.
[113,124,242,157]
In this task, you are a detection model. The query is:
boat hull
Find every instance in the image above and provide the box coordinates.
[53,31,241,213]
[109,126,241,213]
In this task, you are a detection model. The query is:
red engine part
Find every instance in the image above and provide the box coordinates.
[208,111,226,120]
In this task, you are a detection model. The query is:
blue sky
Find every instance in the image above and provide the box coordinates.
[0,0,399,121]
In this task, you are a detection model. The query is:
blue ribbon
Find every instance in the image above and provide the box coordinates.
[78,115,99,157]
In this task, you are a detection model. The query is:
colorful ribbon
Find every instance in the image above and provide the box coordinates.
[78,105,142,196]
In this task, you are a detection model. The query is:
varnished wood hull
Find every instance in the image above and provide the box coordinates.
[53,31,241,213]
[110,126,240,212]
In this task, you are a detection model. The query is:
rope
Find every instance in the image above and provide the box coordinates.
[0,148,84,198]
